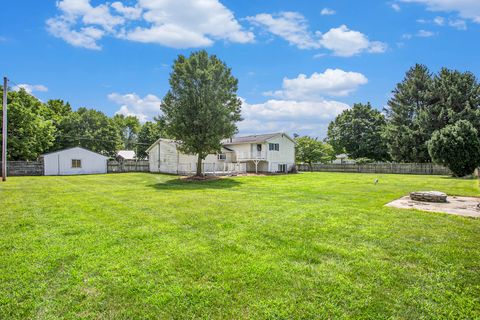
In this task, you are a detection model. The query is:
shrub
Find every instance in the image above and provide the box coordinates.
[355,157,375,165]
[427,120,480,177]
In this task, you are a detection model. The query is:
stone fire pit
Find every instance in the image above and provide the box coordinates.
[410,191,447,203]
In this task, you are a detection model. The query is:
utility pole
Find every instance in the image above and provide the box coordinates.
[2,76,7,181]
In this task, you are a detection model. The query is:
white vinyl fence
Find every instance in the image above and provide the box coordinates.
[177,162,247,176]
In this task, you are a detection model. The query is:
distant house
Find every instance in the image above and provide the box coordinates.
[116,150,136,161]
[332,154,356,164]
[40,147,108,175]
[146,132,296,174]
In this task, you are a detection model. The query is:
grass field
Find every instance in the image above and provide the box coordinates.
[1,172,479,319]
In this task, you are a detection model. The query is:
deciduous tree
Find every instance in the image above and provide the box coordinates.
[113,114,141,150]
[295,136,334,170]
[56,108,121,157]
[0,87,56,160]
[160,50,242,176]
[327,103,389,161]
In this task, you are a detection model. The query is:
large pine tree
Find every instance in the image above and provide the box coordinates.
[384,64,433,162]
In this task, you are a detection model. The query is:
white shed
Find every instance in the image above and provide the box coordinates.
[40,147,109,176]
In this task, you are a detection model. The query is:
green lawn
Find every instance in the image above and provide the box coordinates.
[0,173,479,319]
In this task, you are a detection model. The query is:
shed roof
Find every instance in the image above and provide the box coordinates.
[40,146,109,158]
[117,150,136,160]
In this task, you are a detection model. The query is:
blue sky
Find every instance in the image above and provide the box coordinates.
[1,0,479,137]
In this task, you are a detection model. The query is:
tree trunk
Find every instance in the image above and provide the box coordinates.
[196,154,203,177]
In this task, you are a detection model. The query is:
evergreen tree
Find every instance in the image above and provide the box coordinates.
[419,68,480,139]
[384,64,433,162]
[428,120,480,177]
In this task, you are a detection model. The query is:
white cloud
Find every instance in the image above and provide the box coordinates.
[416,16,468,30]
[47,16,105,50]
[433,16,445,25]
[246,12,319,49]
[449,19,467,30]
[57,0,125,32]
[402,29,436,40]
[111,2,142,20]
[264,69,368,99]
[319,25,388,56]
[237,68,367,137]
[120,0,254,48]
[47,0,253,50]
[391,3,401,12]
[417,29,435,37]
[13,84,48,94]
[247,12,387,56]
[320,8,336,16]
[239,98,349,137]
[400,0,480,23]
[109,93,162,122]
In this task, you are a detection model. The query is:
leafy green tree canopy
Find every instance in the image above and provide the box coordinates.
[113,114,141,150]
[136,120,168,159]
[160,50,242,176]
[327,103,390,161]
[295,136,335,169]
[56,107,122,157]
[428,120,480,177]
[0,87,56,160]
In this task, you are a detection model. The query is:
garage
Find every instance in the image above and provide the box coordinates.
[40,147,109,175]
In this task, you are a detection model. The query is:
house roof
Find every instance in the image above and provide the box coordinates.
[117,150,136,160]
[40,146,109,158]
[145,132,295,153]
[223,132,295,145]
[145,138,176,153]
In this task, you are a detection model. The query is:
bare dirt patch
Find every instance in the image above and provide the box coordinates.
[386,195,480,218]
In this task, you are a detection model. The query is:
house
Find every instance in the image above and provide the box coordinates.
[40,147,109,175]
[147,132,296,175]
[116,150,136,161]
[332,154,356,164]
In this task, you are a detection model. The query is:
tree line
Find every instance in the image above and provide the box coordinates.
[2,60,479,177]
[0,88,166,160]
[318,64,480,176]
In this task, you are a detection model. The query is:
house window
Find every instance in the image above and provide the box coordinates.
[278,164,287,172]
[256,144,262,151]
[71,159,82,168]
[269,143,279,151]
[217,154,226,160]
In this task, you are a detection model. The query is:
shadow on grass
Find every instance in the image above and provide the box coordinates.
[149,177,242,190]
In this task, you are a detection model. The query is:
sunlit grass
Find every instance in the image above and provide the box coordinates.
[0,172,479,319]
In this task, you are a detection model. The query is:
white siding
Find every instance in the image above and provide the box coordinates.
[266,135,295,172]
[43,147,108,175]
[147,134,295,174]
[148,140,235,174]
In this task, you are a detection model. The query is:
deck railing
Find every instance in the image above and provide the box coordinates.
[235,151,267,160]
